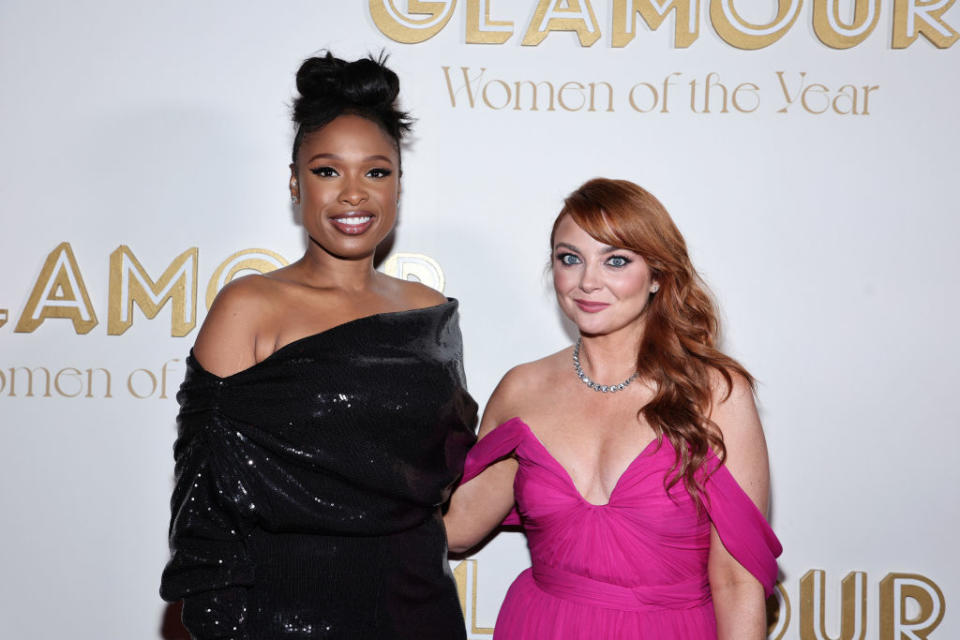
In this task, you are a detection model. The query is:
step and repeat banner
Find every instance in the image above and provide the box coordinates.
[1,1,957,638]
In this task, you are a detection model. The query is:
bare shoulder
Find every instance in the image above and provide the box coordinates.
[389,276,448,309]
[709,367,761,441]
[709,366,770,511]
[499,351,564,400]
[192,275,276,377]
[479,349,568,437]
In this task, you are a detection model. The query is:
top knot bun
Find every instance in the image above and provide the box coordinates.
[291,52,412,163]
[296,54,400,110]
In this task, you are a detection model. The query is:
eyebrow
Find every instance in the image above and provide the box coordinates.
[306,153,394,165]
[554,242,624,254]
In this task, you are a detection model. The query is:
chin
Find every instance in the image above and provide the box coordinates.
[576,325,613,337]
[310,237,377,259]
[336,244,383,260]
[567,316,611,337]
[569,312,641,338]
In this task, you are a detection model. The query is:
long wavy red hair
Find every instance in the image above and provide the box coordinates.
[551,178,753,504]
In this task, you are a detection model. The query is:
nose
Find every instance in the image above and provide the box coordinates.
[339,176,368,206]
[578,263,601,293]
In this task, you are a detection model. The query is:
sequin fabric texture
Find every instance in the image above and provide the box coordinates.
[160,300,478,639]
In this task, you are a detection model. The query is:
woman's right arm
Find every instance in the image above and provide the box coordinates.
[192,277,265,377]
[444,367,525,553]
[160,279,266,639]
[161,422,259,640]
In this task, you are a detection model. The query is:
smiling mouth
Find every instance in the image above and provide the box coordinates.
[574,300,610,313]
[330,213,375,235]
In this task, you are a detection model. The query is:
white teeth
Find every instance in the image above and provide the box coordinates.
[335,216,372,226]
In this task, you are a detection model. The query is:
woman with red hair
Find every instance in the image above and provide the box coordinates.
[445,178,781,639]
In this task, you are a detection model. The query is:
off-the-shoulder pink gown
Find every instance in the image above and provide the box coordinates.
[460,417,782,639]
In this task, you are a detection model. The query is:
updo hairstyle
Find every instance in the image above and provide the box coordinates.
[291,52,413,167]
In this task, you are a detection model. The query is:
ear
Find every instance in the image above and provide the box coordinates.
[289,163,299,203]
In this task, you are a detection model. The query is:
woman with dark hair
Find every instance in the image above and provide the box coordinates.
[444,178,781,639]
[159,53,477,639]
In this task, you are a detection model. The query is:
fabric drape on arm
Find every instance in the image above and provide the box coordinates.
[701,455,782,597]
[160,374,260,640]
[458,418,526,525]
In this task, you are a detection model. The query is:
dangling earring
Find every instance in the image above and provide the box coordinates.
[291,179,298,204]
[650,283,660,293]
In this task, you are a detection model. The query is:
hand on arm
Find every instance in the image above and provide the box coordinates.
[707,373,771,640]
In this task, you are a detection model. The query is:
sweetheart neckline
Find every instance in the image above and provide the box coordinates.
[503,417,662,508]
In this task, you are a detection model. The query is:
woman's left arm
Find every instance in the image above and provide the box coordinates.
[708,372,771,640]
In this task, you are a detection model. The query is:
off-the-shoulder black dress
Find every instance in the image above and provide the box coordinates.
[160,300,478,639]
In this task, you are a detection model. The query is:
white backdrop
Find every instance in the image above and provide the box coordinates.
[1,2,958,638]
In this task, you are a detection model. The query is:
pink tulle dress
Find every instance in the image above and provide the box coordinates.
[460,417,782,639]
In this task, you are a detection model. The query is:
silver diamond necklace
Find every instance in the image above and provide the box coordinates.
[572,337,638,393]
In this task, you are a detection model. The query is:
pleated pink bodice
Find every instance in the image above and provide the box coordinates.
[460,417,781,639]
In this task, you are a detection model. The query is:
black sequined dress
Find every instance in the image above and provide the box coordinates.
[160,300,478,639]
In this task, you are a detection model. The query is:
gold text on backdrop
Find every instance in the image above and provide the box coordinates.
[447,560,945,639]
[878,574,945,640]
[798,570,945,640]
[8,244,444,337]
[442,67,879,115]
[800,571,867,640]
[442,66,615,111]
[108,246,198,337]
[370,0,958,49]
[1,366,113,399]
[0,359,181,400]
[15,243,98,334]
[775,72,878,114]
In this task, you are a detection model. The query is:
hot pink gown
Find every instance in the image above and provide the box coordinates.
[460,417,782,639]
